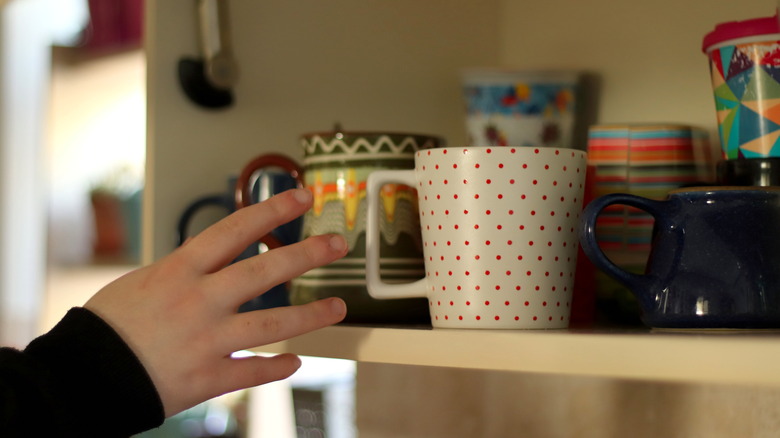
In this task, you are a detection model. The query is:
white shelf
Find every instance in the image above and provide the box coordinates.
[257,325,780,387]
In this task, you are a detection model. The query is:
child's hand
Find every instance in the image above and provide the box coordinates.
[85,188,347,416]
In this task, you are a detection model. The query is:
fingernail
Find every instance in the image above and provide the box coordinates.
[293,188,312,204]
[331,298,347,316]
[291,355,303,370]
[329,234,347,252]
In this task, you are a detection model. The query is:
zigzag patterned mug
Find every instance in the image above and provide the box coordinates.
[236,131,444,323]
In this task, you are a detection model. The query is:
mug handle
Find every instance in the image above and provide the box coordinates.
[365,169,428,299]
[234,153,304,250]
[579,193,667,293]
[177,194,233,246]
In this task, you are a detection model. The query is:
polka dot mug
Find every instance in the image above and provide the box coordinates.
[366,146,588,329]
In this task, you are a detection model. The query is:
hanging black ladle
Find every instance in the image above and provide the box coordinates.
[178,0,239,109]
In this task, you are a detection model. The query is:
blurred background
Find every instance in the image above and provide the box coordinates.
[0,1,354,436]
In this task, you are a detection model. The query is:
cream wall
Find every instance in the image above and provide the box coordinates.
[145,0,503,261]
[499,0,775,145]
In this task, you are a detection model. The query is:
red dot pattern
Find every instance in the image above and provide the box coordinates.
[416,147,587,328]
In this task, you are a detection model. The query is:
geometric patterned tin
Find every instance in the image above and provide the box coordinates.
[706,38,780,159]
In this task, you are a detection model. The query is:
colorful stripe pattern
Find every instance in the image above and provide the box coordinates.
[587,125,715,252]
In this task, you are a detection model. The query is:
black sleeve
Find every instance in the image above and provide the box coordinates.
[0,307,165,437]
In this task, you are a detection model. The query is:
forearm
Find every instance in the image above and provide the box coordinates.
[0,308,164,437]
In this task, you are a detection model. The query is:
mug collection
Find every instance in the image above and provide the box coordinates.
[177,13,780,330]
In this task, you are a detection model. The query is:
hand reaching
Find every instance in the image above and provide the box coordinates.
[84,188,348,417]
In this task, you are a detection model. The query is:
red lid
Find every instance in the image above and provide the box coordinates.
[702,14,780,52]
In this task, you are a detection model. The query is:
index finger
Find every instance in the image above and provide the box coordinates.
[178,188,313,273]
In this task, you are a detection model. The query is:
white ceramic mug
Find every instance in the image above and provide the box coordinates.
[366,146,588,328]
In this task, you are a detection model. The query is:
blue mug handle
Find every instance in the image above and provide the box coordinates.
[579,193,669,296]
[177,184,259,261]
[176,193,234,246]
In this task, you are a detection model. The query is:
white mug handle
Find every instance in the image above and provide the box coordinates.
[365,170,428,299]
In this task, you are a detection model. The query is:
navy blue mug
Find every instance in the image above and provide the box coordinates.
[177,173,300,310]
[177,177,240,247]
[580,187,780,329]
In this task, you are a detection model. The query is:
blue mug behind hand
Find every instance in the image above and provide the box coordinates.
[580,187,780,329]
[177,173,300,311]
